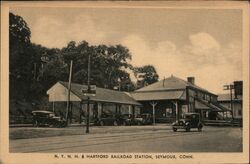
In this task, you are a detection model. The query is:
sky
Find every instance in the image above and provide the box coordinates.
[10,7,243,94]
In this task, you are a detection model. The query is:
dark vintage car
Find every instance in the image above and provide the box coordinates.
[94,113,123,126]
[32,110,66,128]
[121,113,152,126]
[172,113,203,132]
[120,114,134,125]
[134,114,152,125]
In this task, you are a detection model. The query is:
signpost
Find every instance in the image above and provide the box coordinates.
[82,85,96,96]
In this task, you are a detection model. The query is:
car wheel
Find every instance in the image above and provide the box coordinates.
[122,121,127,126]
[100,121,104,126]
[113,121,118,126]
[173,128,177,132]
[34,120,39,127]
[49,122,54,127]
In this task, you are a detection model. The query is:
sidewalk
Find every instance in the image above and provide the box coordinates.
[10,124,172,140]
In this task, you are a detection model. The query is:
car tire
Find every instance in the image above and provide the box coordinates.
[113,121,118,126]
[122,121,127,126]
[100,121,104,126]
[34,120,39,127]
[173,128,177,132]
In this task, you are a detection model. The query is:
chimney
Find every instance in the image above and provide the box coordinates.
[187,77,195,85]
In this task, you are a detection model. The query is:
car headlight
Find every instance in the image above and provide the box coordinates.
[185,122,189,125]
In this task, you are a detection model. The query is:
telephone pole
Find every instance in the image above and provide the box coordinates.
[223,84,234,120]
[86,54,91,133]
[66,60,73,126]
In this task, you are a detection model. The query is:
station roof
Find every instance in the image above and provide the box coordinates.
[135,75,208,92]
[131,90,186,101]
[47,81,141,106]
[131,75,215,101]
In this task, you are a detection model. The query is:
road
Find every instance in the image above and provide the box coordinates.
[10,126,242,153]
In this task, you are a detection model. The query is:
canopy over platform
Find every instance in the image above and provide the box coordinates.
[195,98,230,112]
[131,90,186,101]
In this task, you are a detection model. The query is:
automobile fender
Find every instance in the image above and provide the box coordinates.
[198,122,203,128]
[185,122,190,126]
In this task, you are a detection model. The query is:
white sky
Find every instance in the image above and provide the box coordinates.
[10,7,243,94]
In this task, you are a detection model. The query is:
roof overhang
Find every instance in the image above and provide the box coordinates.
[130,89,186,101]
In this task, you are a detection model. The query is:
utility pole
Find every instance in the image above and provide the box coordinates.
[86,54,91,133]
[66,60,73,126]
[223,84,234,120]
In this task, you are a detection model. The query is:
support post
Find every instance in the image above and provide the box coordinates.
[79,102,82,124]
[150,101,157,126]
[230,85,234,120]
[86,97,90,133]
[175,101,179,121]
[118,105,121,114]
[52,102,55,113]
[132,105,135,118]
[186,87,190,112]
[69,102,72,123]
[101,103,104,114]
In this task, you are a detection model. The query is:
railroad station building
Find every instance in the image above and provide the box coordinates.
[47,81,141,123]
[47,75,231,124]
[130,75,230,123]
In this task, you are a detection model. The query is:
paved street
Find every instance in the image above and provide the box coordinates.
[10,126,242,153]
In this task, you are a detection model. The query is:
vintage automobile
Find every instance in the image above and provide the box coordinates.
[172,113,203,132]
[32,110,66,128]
[94,113,122,126]
[121,114,134,125]
[134,113,152,125]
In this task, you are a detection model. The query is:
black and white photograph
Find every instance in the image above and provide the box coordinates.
[1,1,249,164]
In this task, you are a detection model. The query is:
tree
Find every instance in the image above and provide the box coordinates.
[9,12,60,100]
[58,41,134,91]
[9,12,32,99]
[133,65,159,89]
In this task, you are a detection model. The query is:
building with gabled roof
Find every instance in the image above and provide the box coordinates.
[131,75,230,123]
[46,76,231,124]
[47,81,140,106]
[47,81,141,124]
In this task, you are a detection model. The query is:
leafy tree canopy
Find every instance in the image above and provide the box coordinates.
[9,12,159,105]
[133,65,159,89]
